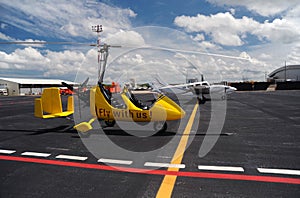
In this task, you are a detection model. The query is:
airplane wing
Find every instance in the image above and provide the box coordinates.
[153,80,209,96]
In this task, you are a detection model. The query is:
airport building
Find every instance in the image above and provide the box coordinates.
[0,77,77,96]
[268,64,300,82]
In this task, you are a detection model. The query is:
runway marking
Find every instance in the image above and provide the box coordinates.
[21,151,51,158]
[157,155,171,159]
[98,158,133,165]
[258,168,300,176]
[144,162,185,169]
[156,103,199,198]
[55,154,88,161]
[1,155,300,185]
[46,147,70,151]
[0,149,16,154]
[198,165,244,172]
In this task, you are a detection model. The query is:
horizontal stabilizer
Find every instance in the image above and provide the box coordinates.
[34,87,74,118]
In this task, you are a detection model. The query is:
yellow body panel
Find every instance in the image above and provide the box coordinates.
[94,86,185,122]
[34,87,74,118]
[74,85,185,133]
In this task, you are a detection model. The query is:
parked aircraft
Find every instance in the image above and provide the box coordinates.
[152,75,236,103]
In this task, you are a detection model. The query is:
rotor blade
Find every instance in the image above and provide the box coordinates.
[0,41,98,46]
[0,41,124,49]
[1,41,249,60]
[117,45,250,60]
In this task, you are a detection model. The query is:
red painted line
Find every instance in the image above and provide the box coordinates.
[1,155,300,185]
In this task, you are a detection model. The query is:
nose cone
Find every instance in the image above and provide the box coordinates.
[228,86,237,93]
[166,107,185,120]
[151,95,186,121]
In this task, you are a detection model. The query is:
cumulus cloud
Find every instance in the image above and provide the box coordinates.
[0,0,138,80]
[1,1,299,83]
[104,30,145,46]
[0,32,12,40]
[0,0,136,40]
[206,0,300,17]
[0,47,88,79]
[173,1,300,81]
[174,12,300,46]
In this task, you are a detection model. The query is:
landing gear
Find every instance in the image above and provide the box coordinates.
[154,121,167,132]
[197,95,206,104]
[105,120,116,127]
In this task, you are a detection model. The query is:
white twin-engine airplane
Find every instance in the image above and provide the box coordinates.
[152,76,237,104]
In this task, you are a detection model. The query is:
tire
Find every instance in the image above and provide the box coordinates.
[105,120,116,127]
[197,96,206,104]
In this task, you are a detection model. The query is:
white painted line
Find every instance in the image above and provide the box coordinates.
[55,154,88,161]
[21,151,51,158]
[98,158,132,165]
[144,162,185,169]
[257,168,300,176]
[157,155,172,159]
[198,165,244,172]
[0,149,16,154]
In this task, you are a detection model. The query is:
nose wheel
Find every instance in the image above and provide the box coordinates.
[197,95,206,104]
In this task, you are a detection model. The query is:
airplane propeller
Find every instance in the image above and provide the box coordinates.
[61,77,90,106]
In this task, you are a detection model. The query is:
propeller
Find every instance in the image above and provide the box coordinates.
[62,77,89,92]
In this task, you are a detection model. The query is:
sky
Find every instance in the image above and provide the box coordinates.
[0,0,300,83]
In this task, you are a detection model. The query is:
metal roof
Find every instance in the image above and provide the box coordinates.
[269,65,300,77]
[0,77,78,85]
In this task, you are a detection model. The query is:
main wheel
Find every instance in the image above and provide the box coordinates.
[105,120,116,127]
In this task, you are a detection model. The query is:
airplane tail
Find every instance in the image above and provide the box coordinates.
[201,74,205,82]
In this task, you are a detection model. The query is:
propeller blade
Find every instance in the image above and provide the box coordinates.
[61,82,74,91]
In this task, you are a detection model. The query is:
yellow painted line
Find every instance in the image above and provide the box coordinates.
[156,103,199,198]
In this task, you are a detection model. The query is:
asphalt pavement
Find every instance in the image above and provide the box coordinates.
[0,91,299,197]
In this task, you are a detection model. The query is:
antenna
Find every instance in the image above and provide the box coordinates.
[92,25,108,83]
[92,25,103,51]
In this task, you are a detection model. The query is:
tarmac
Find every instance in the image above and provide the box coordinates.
[0,90,299,197]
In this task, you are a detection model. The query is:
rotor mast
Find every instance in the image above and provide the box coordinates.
[92,25,108,83]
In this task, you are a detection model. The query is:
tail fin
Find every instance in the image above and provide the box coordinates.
[201,74,205,82]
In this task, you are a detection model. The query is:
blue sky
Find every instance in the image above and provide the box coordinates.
[0,0,299,82]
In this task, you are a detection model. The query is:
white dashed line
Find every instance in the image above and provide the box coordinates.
[144,162,185,169]
[4,148,300,176]
[98,158,133,165]
[21,151,51,158]
[0,149,16,154]
[157,155,172,159]
[257,168,300,176]
[198,165,244,172]
[55,154,88,161]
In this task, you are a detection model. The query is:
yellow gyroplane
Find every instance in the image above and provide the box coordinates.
[34,25,185,133]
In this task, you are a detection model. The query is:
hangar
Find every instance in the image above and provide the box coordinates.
[268,65,300,82]
[0,77,78,96]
